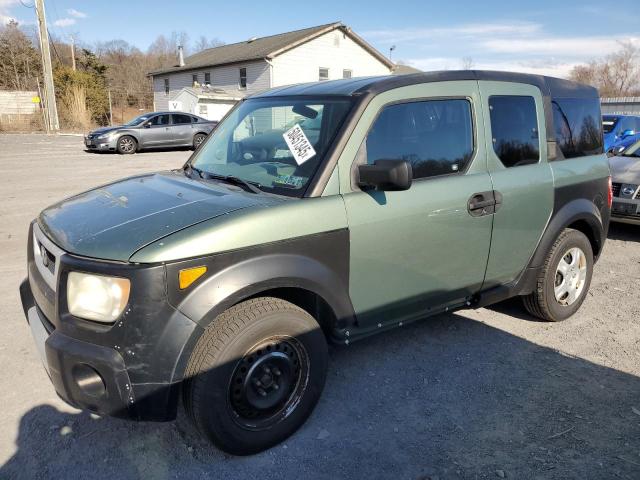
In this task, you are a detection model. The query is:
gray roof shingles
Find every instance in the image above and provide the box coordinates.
[149,22,393,76]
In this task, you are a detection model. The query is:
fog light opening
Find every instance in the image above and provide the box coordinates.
[72,364,106,398]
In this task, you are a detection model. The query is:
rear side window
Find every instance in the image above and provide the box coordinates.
[489,96,540,168]
[172,114,192,125]
[365,99,474,179]
[552,98,603,158]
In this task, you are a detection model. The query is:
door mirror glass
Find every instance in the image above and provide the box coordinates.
[143,122,151,128]
[357,159,412,191]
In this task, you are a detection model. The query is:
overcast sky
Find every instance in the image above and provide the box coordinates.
[2,0,639,78]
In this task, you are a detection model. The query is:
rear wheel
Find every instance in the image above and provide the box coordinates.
[183,297,328,455]
[523,228,593,322]
[116,135,137,154]
[193,133,207,150]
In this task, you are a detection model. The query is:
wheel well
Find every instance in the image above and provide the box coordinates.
[245,287,338,338]
[567,219,601,257]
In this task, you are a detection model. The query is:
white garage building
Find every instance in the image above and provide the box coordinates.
[149,22,395,121]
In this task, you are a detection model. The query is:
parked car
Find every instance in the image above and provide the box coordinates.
[84,112,217,154]
[602,114,640,151]
[21,71,611,455]
[610,139,640,224]
[607,131,640,156]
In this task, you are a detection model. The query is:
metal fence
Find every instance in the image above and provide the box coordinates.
[601,97,640,115]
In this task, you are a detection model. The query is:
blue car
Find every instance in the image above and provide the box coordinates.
[607,132,640,156]
[602,114,640,151]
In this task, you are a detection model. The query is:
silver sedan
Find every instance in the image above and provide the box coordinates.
[610,139,640,225]
[84,112,217,154]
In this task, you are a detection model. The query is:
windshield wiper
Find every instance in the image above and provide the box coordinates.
[204,172,263,194]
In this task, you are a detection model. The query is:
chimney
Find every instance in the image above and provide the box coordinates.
[177,45,185,67]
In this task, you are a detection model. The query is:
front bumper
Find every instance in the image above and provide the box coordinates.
[20,222,201,421]
[611,199,640,225]
[84,135,117,151]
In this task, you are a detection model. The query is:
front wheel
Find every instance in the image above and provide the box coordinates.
[116,135,137,154]
[183,297,328,455]
[522,228,593,322]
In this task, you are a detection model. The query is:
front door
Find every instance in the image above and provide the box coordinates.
[140,113,172,147]
[340,81,494,330]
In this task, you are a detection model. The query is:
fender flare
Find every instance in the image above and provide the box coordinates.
[168,251,355,384]
[528,198,605,270]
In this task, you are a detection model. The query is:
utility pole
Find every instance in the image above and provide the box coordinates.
[34,0,59,132]
[70,35,76,71]
[107,89,113,126]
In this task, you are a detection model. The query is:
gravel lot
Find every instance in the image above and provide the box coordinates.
[0,133,639,480]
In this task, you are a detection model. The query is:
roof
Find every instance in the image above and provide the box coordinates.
[253,70,599,99]
[149,22,394,76]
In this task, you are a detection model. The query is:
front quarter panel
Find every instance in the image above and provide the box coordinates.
[129,195,348,263]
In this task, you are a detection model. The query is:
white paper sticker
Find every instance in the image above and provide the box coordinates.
[282,124,316,165]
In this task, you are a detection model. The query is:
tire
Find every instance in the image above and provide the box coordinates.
[522,228,593,322]
[183,297,328,455]
[192,133,207,150]
[116,135,137,154]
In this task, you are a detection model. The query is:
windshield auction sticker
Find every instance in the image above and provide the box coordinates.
[283,124,316,165]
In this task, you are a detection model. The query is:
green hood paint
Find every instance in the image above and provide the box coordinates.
[38,171,284,262]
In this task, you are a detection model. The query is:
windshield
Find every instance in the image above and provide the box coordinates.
[602,116,619,134]
[189,97,352,197]
[125,114,150,126]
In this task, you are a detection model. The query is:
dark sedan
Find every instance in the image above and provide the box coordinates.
[84,112,217,154]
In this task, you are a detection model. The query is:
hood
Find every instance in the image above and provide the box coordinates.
[38,171,284,262]
[89,126,125,136]
[609,155,640,185]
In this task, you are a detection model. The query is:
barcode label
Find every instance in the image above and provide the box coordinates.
[282,124,316,165]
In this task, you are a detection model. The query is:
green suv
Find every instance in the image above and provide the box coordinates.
[20,71,611,455]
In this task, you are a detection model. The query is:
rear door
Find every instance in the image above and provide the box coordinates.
[139,114,171,147]
[171,114,195,146]
[339,81,495,329]
[477,81,554,288]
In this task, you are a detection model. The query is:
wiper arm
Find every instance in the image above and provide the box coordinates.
[205,173,263,194]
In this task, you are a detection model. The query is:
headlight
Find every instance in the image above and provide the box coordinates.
[67,272,130,323]
[97,132,116,140]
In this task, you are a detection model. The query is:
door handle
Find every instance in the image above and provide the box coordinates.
[468,191,498,217]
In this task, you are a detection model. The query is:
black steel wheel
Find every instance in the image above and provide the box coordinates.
[183,297,327,455]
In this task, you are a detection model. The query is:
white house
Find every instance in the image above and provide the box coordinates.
[148,22,396,121]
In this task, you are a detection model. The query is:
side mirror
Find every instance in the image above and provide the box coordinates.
[620,129,635,138]
[143,123,151,128]
[357,159,413,191]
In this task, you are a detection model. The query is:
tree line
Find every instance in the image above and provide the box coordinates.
[0,20,223,129]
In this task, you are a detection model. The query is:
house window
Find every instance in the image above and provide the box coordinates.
[319,67,329,81]
[343,69,352,79]
[239,68,247,89]
[204,72,211,85]
[164,78,169,95]
[192,74,198,85]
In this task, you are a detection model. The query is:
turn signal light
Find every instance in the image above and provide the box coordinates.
[179,266,207,290]
[607,176,613,208]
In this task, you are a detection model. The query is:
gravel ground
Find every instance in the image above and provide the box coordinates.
[0,133,639,480]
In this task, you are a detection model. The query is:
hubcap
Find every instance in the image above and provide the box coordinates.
[554,247,587,306]
[229,337,308,430]
[120,138,134,152]
[195,135,204,147]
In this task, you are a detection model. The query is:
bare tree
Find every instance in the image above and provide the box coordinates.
[194,35,225,53]
[461,56,475,70]
[0,20,41,90]
[569,41,640,97]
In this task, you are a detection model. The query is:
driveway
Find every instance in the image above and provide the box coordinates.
[0,134,639,479]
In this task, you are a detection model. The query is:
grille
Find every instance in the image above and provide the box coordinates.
[612,182,622,197]
[636,189,640,200]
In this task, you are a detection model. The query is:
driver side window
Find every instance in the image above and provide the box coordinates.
[149,114,170,126]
